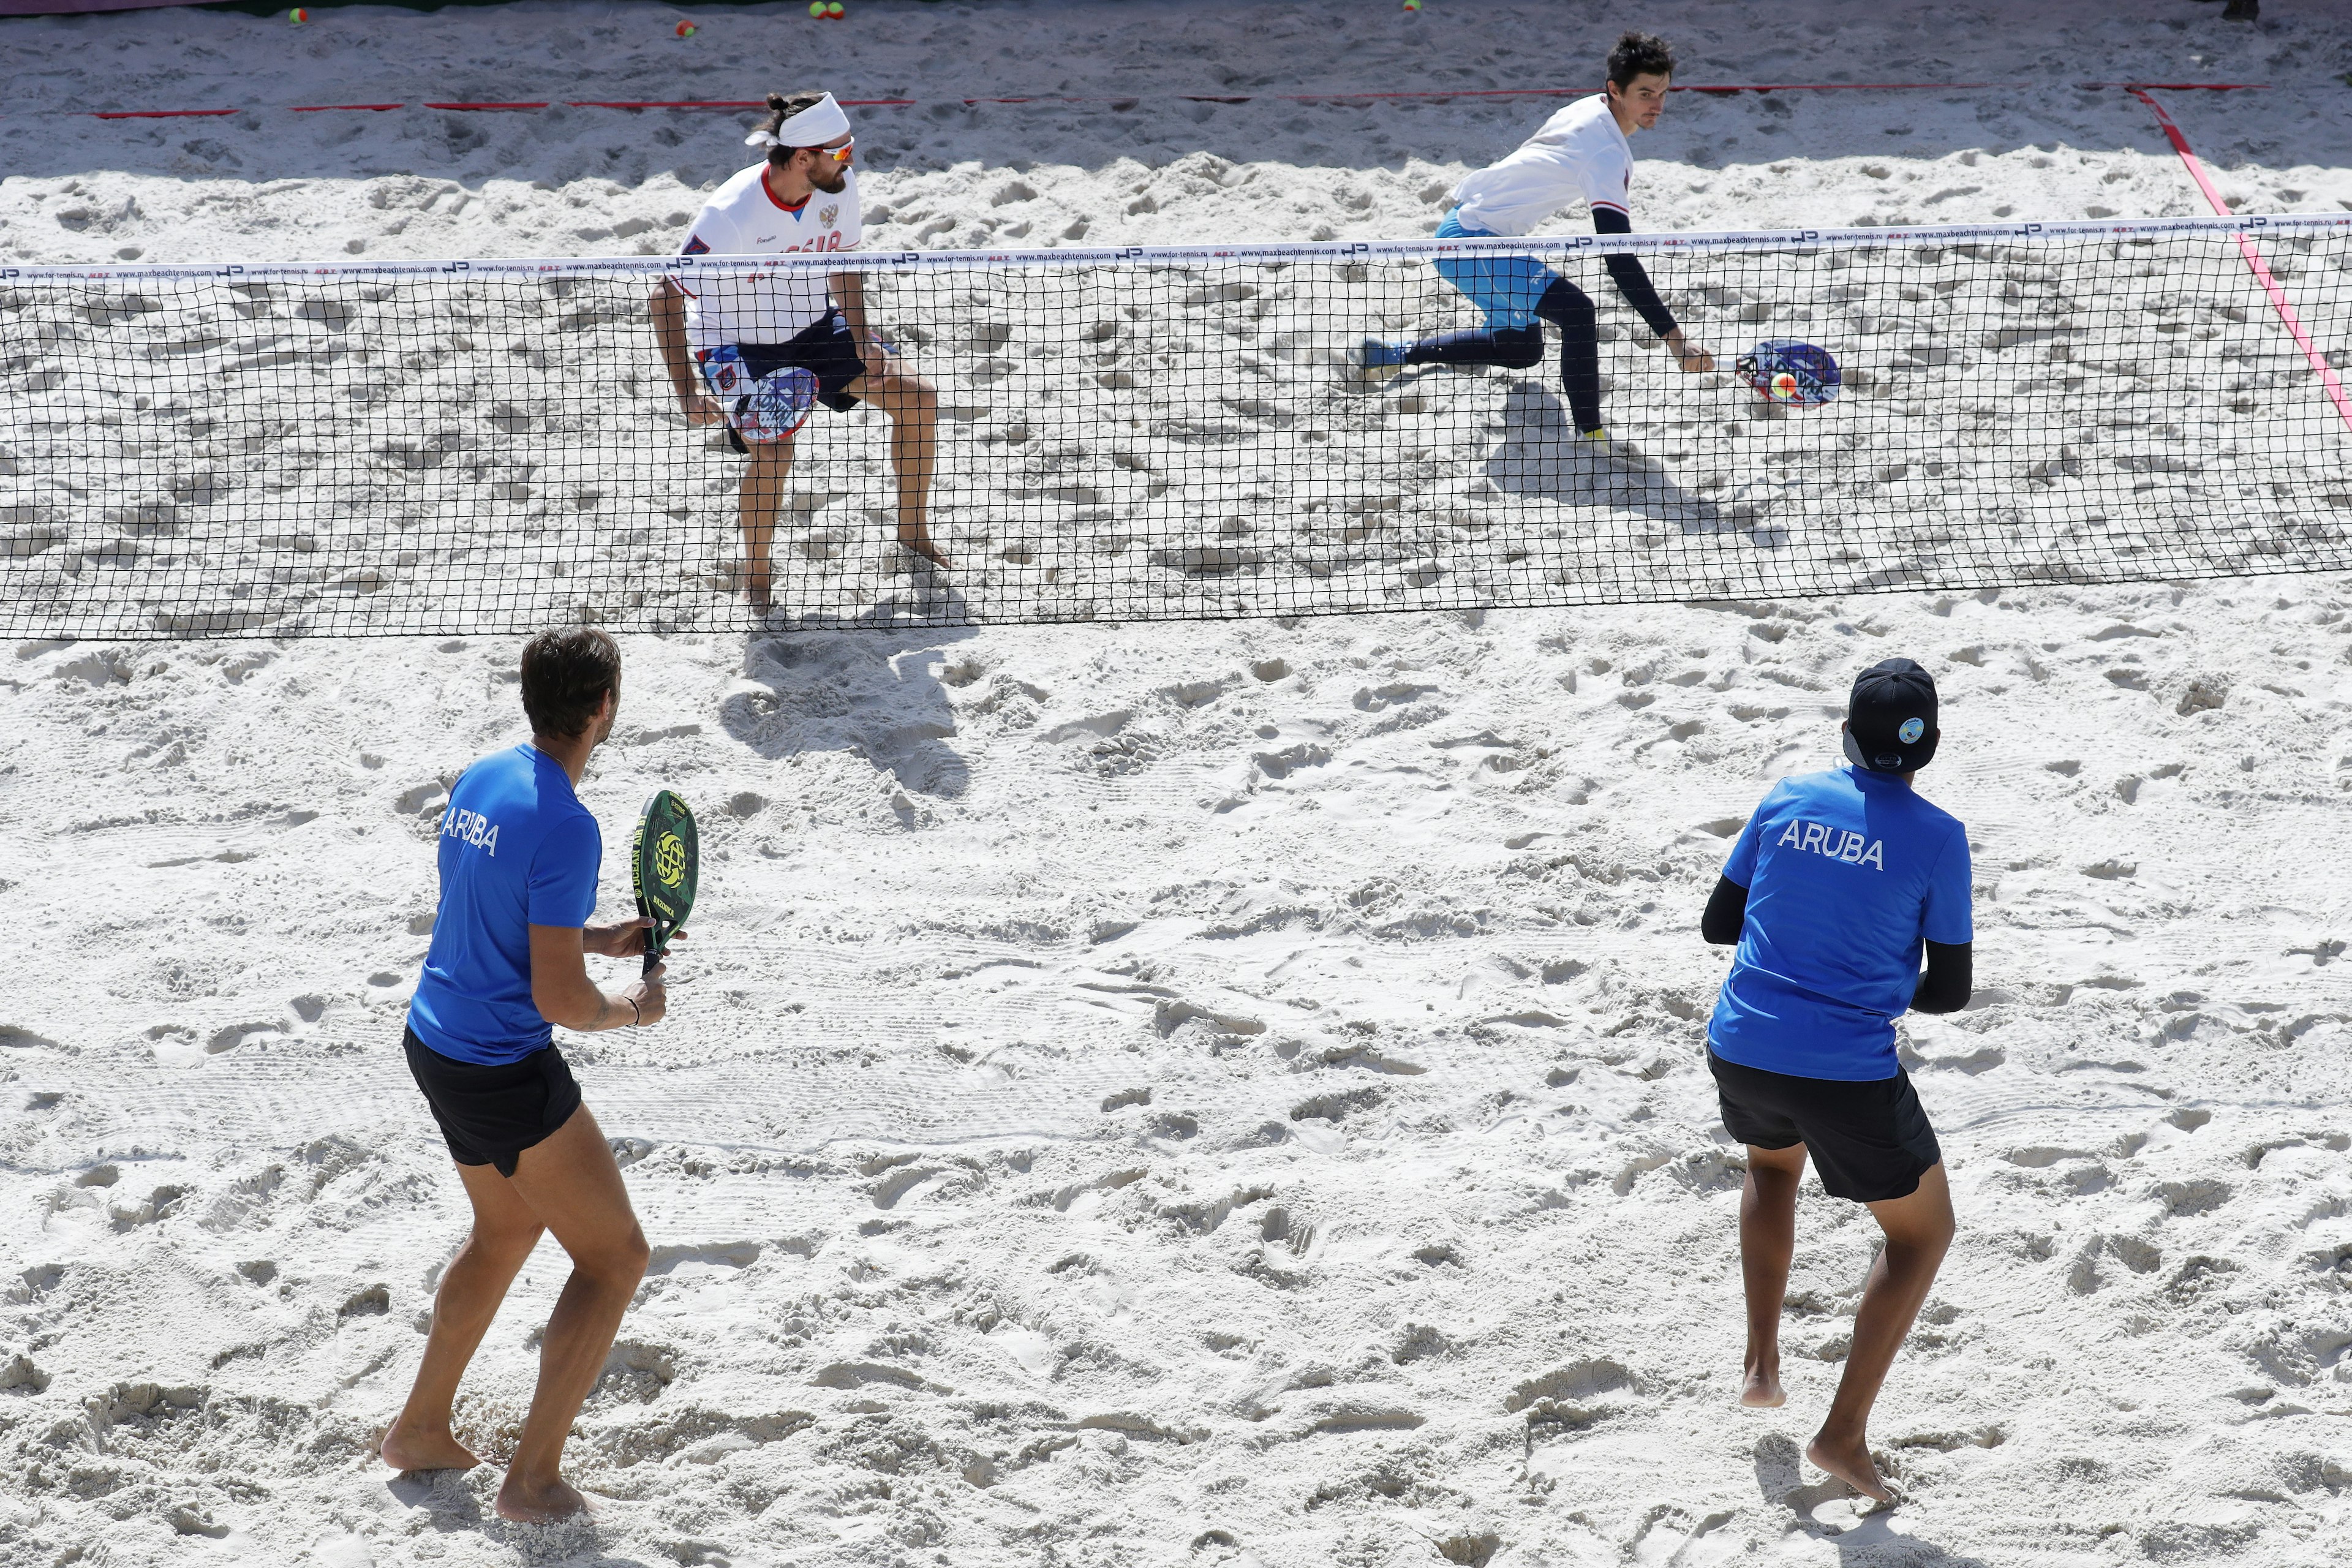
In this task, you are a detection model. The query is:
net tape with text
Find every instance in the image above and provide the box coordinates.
[3,215,2348,639]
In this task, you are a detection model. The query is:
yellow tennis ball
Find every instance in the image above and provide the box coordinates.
[809,1,823,13]
[1403,0,1422,10]
[1772,372,1798,401]
[825,1,843,15]
[288,6,307,20]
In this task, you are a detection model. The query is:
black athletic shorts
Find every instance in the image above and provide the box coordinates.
[1708,1051,1942,1204]
[402,1026,582,1178]
[714,309,867,453]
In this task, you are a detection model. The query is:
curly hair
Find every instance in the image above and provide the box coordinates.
[1607,31,1676,89]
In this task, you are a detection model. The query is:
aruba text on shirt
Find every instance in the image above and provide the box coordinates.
[407,745,603,1065]
[1706,766,1973,1081]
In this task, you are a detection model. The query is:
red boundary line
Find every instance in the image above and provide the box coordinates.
[568,99,764,110]
[567,97,913,109]
[67,79,2268,120]
[2130,87,2352,436]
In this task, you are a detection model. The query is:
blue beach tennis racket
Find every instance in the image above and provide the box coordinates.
[700,346,820,444]
[1737,340,1842,407]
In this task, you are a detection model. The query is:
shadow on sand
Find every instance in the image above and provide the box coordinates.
[1751,1433,1996,1568]
[1483,382,1784,546]
[384,1468,658,1565]
[720,618,978,800]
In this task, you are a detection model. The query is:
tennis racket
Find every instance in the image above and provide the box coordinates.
[630,790,699,975]
[1736,339,1842,407]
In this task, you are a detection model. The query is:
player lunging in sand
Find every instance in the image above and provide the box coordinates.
[1700,658,1971,1501]
[381,629,666,1522]
[1360,32,1713,451]
[652,89,945,611]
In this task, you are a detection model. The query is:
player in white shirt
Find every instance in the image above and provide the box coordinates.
[652,89,944,611]
[1360,32,1714,449]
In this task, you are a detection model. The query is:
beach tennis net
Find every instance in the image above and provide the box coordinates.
[4,215,2350,639]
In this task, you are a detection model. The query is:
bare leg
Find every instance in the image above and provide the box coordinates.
[492,1105,650,1524]
[1807,1161,1955,1501]
[736,440,794,612]
[1739,1142,1807,1409]
[848,368,946,568]
[382,1164,546,1472]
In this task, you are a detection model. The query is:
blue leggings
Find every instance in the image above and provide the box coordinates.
[1409,215,1604,434]
[1405,279,1602,435]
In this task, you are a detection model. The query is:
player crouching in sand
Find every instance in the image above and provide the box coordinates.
[1700,658,1971,1501]
[651,89,946,612]
[380,628,666,1523]
[1359,32,1714,453]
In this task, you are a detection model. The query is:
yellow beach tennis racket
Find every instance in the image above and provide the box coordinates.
[630,790,698,975]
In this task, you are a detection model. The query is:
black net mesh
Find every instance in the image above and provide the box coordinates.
[4,217,2348,639]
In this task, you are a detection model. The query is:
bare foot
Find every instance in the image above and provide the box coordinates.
[494,1472,597,1523]
[1740,1363,1786,1408]
[725,559,773,614]
[898,529,951,571]
[1806,1431,1893,1502]
[379,1420,481,1473]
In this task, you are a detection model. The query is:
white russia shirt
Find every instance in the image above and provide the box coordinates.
[1448,94,1633,238]
[674,162,864,349]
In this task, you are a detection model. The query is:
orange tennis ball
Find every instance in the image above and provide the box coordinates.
[675,19,695,36]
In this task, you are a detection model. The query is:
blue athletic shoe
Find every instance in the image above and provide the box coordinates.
[1357,337,1406,369]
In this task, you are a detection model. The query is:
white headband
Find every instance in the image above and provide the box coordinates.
[745,92,851,149]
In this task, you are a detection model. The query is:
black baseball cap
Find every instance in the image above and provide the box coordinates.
[1842,657,1939,774]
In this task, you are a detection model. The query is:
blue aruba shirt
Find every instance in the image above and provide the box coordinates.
[1707,766,1972,1080]
[407,745,603,1065]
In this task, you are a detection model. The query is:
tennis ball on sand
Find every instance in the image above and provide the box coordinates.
[1402,0,1422,10]
[288,6,308,21]
[809,1,823,13]
[824,1,843,15]
[675,19,695,36]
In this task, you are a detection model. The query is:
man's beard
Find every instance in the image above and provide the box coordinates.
[812,164,849,195]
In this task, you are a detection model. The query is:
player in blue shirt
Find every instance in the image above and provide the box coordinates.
[1701,658,1970,1502]
[382,628,669,1525]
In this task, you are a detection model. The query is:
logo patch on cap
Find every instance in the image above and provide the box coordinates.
[1898,717,1926,744]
